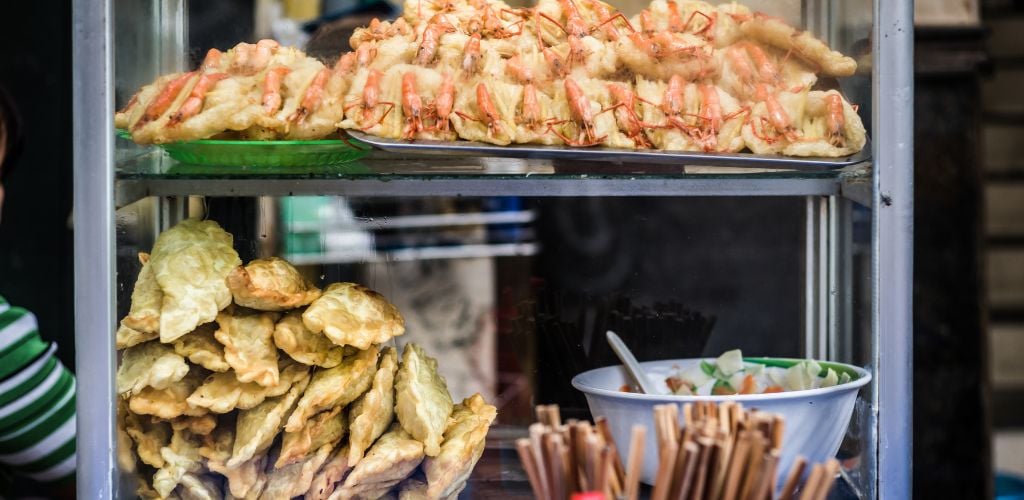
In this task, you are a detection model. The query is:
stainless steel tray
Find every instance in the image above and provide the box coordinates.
[347,131,871,171]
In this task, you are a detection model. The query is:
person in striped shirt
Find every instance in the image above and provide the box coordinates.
[0,85,76,497]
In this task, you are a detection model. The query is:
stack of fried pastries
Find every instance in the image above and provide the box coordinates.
[117,219,496,500]
[116,0,865,157]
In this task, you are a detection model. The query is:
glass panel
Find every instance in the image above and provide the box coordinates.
[114,194,874,497]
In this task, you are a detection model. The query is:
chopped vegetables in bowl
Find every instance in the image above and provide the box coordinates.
[651,349,856,396]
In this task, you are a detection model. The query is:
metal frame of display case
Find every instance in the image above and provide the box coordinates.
[71,0,913,497]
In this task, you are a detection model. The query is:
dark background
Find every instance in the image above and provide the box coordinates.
[0,3,75,369]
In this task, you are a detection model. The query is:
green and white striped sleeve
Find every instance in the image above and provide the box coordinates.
[0,296,76,484]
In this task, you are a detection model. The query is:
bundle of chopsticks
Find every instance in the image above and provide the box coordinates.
[516,403,841,500]
[650,401,840,500]
[516,404,641,500]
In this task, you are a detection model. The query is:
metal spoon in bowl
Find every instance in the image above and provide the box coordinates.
[606,330,661,394]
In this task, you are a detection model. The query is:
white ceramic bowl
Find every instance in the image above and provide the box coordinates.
[571,358,871,485]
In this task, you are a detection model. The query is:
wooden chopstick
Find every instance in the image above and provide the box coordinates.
[595,417,626,486]
[596,445,614,498]
[738,432,766,500]
[689,437,714,500]
[543,433,563,500]
[710,430,733,500]
[778,456,807,500]
[624,425,646,500]
[651,438,679,500]
[569,424,584,492]
[798,464,825,500]
[706,437,729,500]
[667,431,691,499]
[748,451,778,500]
[671,441,699,500]
[530,424,552,499]
[516,438,546,499]
[721,430,752,500]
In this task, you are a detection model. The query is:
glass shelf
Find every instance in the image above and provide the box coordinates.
[114,148,872,205]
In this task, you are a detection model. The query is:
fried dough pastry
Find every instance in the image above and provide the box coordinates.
[398,478,465,500]
[395,343,453,457]
[171,414,219,436]
[188,360,310,414]
[211,454,267,500]
[215,309,281,387]
[118,252,162,347]
[227,257,321,311]
[117,401,138,473]
[138,478,180,500]
[130,368,209,419]
[174,323,230,373]
[302,283,405,350]
[229,374,309,467]
[421,394,496,498]
[199,417,235,463]
[739,14,857,77]
[151,219,241,343]
[202,422,269,500]
[116,324,159,351]
[348,346,398,465]
[263,443,336,500]
[153,428,205,498]
[274,310,344,368]
[177,473,223,500]
[333,425,425,500]
[125,410,172,468]
[277,405,347,469]
[117,341,190,396]
[285,345,380,432]
[305,445,352,500]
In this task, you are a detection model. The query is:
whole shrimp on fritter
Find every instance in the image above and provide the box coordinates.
[606,83,660,148]
[453,82,510,144]
[427,72,457,134]
[401,71,427,139]
[545,78,607,146]
[416,14,457,65]
[506,55,544,130]
[536,0,633,68]
[345,69,396,131]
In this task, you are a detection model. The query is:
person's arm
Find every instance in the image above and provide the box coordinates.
[0,296,76,497]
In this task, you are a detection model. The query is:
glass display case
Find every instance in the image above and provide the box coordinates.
[72,0,912,497]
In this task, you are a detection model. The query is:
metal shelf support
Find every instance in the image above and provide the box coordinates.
[72,0,116,498]
[873,0,915,496]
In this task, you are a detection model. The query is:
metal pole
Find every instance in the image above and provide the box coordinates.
[72,0,116,497]
[873,0,914,495]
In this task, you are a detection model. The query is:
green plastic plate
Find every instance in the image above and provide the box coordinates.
[116,130,371,167]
